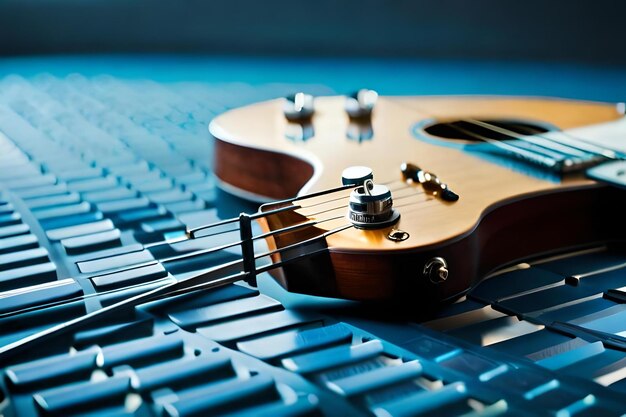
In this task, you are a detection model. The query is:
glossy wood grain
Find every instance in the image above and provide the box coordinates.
[210,96,626,302]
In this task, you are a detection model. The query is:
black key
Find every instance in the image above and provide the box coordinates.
[6,349,97,389]
[0,234,38,255]
[61,229,121,254]
[98,335,183,369]
[0,247,49,271]
[168,294,282,329]
[77,249,154,274]
[536,250,626,277]
[488,329,574,358]
[91,262,167,290]
[46,219,114,241]
[237,323,353,361]
[0,262,56,291]
[470,267,564,303]
[0,223,30,238]
[496,284,599,315]
[0,278,82,314]
[532,297,617,323]
[33,375,130,415]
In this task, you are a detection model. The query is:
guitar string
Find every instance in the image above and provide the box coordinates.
[0,223,354,360]
[1,181,429,317]
[0,212,354,318]
[388,99,622,168]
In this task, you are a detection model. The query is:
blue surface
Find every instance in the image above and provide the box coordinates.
[3,55,626,101]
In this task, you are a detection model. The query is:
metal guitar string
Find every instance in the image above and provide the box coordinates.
[389,99,622,169]
[0,211,351,319]
[0,221,355,360]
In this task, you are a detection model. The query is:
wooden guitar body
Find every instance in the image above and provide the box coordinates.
[210,96,626,304]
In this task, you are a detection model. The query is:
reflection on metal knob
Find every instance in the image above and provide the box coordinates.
[284,93,315,122]
[347,179,400,229]
[345,89,378,119]
[423,257,449,284]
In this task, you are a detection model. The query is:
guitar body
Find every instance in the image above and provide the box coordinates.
[210,96,626,304]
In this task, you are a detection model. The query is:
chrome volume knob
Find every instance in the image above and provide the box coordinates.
[348,179,400,229]
[283,92,314,122]
[345,89,378,119]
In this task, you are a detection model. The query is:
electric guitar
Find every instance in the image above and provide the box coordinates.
[3,93,626,361]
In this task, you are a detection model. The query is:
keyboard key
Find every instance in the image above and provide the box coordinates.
[98,335,183,369]
[484,368,555,398]
[168,294,282,329]
[470,267,564,303]
[56,167,103,182]
[5,174,56,190]
[221,393,321,417]
[162,374,278,417]
[132,355,234,391]
[0,247,49,271]
[61,229,121,254]
[77,249,154,274]
[34,202,92,220]
[25,192,81,210]
[0,212,21,226]
[6,349,97,389]
[82,187,136,203]
[15,183,68,199]
[33,375,130,415]
[326,360,423,397]
[438,351,505,380]
[197,310,319,343]
[282,340,384,374]
[73,318,154,349]
[46,219,114,241]
[141,217,184,234]
[237,323,353,361]
[0,234,38,255]
[97,197,151,214]
[91,262,167,290]
[0,262,56,291]
[371,381,467,417]
[39,211,104,230]
[66,176,118,193]
[0,278,82,314]
[0,223,29,238]
[536,341,605,371]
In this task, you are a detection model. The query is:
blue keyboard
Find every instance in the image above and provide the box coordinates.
[0,74,626,416]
